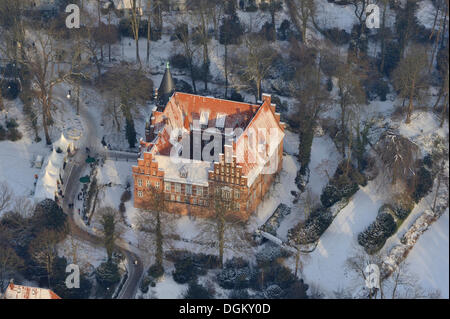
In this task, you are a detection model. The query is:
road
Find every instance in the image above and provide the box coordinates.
[55,86,144,299]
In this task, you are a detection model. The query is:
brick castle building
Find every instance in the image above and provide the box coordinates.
[133,66,285,221]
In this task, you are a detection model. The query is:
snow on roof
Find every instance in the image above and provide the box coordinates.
[155,155,212,187]
[54,133,72,153]
[4,283,61,299]
[34,149,64,201]
[236,101,284,187]
[215,113,227,129]
[199,110,210,126]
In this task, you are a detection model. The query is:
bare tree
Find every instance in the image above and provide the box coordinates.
[136,186,176,271]
[334,58,366,158]
[130,0,143,66]
[28,230,61,288]
[290,0,316,44]
[392,45,429,124]
[0,182,12,215]
[0,243,23,292]
[195,189,251,268]
[190,0,214,91]
[232,34,278,102]
[291,48,330,175]
[173,20,198,93]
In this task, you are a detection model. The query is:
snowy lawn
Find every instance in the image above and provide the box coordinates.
[406,209,449,298]
[299,179,386,297]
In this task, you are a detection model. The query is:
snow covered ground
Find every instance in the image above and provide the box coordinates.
[406,209,449,298]
[299,178,386,297]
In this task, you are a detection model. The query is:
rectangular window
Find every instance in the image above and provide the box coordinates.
[175,183,181,193]
[196,187,203,196]
[235,202,240,210]
[170,194,175,201]
[234,190,240,199]
[152,170,156,176]
[185,184,192,195]
[176,195,181,202]
[155,181,160,189]
[193,198,197,205]
[146,180,151,187]
[138,179,142,187]
[137,190,143,197]
[165,182,171,192]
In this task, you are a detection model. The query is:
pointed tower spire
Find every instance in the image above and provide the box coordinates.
[157,61,175,108]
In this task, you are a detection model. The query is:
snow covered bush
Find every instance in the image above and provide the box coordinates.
[320,161,364,208]
[148,263,164,279]
[217,257,253,290]
[255,242,291,266]
[251,262,298,291]
[229,289,251,299]
[183,281,212,299]
[288,208,333,245]
[322,27,350,46]
[391,194,415,220]
[260,204,291,236]
[95,261,121,288]
[172,255,203,284]
[358,211,397,254]
[264,284,283,299]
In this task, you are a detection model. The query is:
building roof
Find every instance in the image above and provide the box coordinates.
[3,283,61,299]
[144,92,284,187]
[157,62,176,107]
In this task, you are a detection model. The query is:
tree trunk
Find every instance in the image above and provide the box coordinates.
[147,9,151,64]
[224,43,229,98]
[379,1,387,72]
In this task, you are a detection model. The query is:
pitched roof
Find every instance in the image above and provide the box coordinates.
[157,62,176,107]
[4,283,61,299]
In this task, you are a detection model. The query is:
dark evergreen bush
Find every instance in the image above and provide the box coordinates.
[148,263,164,278]
[413,165,433,203]
[95,261,121,288]
[358,212,397,254]
[183,281,212,299]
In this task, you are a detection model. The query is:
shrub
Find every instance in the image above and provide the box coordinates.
[320,161,365,208]
[364,76,390,101]
[173,256,198,284]
[95,261,121,288]
[148,263,164,279]
[278,19,292,41]
[288,208,333,244]
[0,125,6,140]
[251,263,297,291]
[264,284,283,299]
[183,281,212,299]
[7,127,22,141]
[118,202,126,214]
[217,257,253,290]
[323,28,350,45]
[358,212,397,254]
[140,276,151,293]
[256,243,291,267]
[6,118,18,128]
[120,190,132,203]
[229,289,251,299]
[412,165,433,203]
[169,53,189,70]
[230,90,244,102]
[391,194,415,220]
